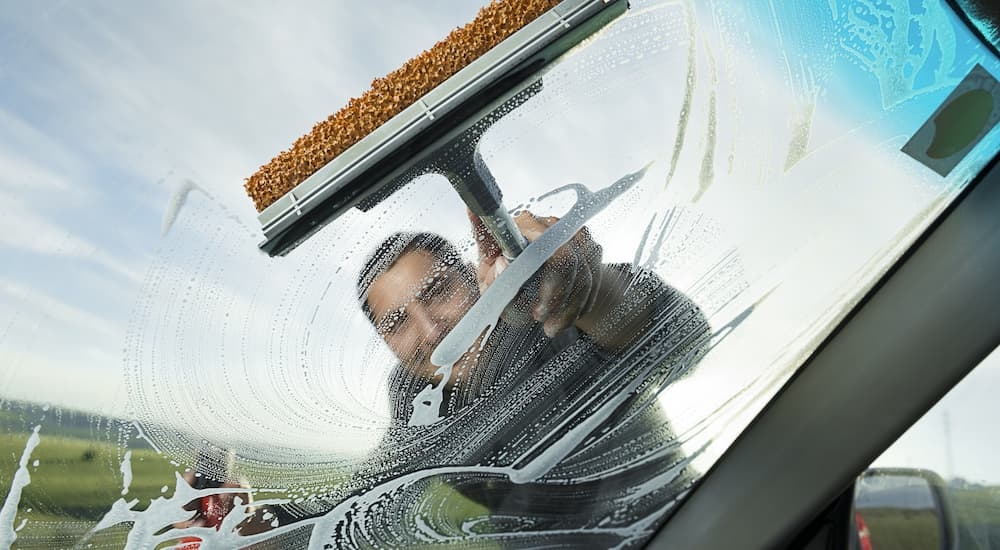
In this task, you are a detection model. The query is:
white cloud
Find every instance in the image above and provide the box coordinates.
[0,106,148,283]
[0,347,128,416]
[0,279,122,344]
[0,188,146,285]
[0,0,502,432]
[1,1,491,227]
[0,148,71,193]
[0,108,89,186]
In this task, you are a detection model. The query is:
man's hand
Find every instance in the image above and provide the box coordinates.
[470,210,603,337]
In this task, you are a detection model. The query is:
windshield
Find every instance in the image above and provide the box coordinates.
[2,0,999,548]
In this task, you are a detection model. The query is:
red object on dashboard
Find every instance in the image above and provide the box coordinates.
[855,512,873,550]
[177,495,227,549]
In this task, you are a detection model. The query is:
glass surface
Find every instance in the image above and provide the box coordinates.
[1,0,999,548]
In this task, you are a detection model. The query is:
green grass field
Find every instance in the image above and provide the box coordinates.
[950,484,1000,549]
[0,433,177,519]
[5,400,991,549]
[0,431,491,548]
[858,507,941,550]
[858,487,1000,550]
[0,404,491,549]
[0,429,178,548]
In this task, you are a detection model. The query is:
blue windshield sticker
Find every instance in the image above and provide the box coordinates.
[903,64,1000,176]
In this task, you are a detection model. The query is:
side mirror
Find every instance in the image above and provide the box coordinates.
[853,467,958,550]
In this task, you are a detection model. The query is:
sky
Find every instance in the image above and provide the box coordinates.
[1,0,999,491]
[0,0,490,414]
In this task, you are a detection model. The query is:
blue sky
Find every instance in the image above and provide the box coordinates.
[1,0,999,487]
[0,0,487,410]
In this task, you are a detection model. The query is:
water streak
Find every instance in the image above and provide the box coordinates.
[693,45,718,203]
[92,468,297,550]
[120,450,133,496]
[664,2,697,188]
[130,420,163,454]
[0,425,41,549]
[161,179,207,236]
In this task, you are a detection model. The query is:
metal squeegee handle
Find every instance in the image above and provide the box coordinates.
[449,150,530,259]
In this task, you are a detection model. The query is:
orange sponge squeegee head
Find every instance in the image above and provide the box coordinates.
[244,0,562,212]
[248,0,627,257]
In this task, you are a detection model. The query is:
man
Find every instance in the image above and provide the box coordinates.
[247,210,709,548]
[338,211,712,535]
[358,211,677,387]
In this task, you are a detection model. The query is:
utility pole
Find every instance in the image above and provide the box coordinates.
[943,410,956,481]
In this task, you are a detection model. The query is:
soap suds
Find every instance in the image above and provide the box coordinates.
[0,425,41,549]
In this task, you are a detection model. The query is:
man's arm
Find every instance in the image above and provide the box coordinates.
[574,263,657,352]
[473,211,701,352]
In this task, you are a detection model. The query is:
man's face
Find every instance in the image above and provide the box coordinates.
[366,249,478,380]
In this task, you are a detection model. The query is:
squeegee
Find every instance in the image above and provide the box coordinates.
[245,0,628,257]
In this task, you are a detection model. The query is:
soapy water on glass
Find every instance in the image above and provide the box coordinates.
[85,164,664,549]
[409,162,652,426]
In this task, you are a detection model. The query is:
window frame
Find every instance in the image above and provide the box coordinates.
[947,0,1000,60]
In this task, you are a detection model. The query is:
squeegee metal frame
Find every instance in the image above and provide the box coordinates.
[256,0,628,256]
